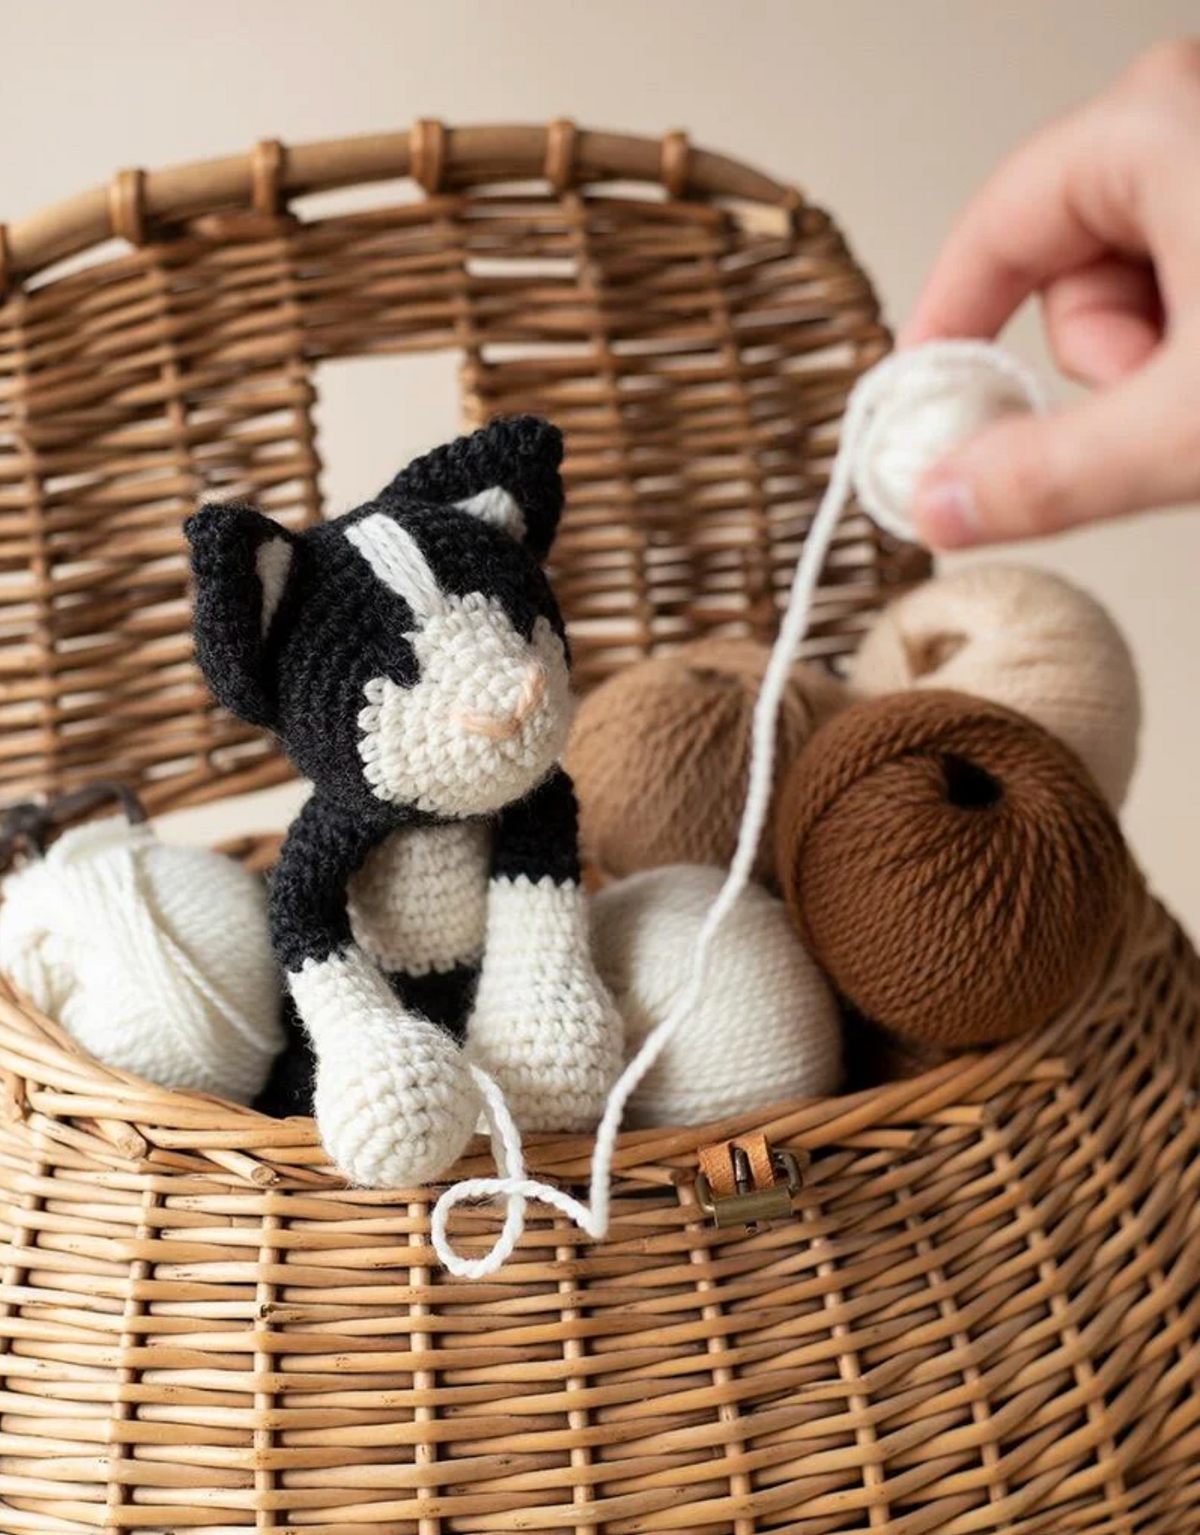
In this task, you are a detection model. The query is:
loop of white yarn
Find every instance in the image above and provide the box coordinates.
[431,339,1045,1279]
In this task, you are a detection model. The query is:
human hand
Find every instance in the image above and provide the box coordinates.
[900,39,1200,548]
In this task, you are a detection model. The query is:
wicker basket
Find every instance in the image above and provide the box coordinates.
[0,122,1197,1535]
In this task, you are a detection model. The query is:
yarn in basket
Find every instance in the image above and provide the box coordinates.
[432,340,1052,1277]
[774,689,1130,1048]
[566,640,845,885]
[590,865,841,1125]
[850,563,1141,808]
[0,813,283,1102]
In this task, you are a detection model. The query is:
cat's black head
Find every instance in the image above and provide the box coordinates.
[186,416,574,820]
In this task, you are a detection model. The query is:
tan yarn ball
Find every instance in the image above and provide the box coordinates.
[566,639,846,885]
[849,563,1141,808]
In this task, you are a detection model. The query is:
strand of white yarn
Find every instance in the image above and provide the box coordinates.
[432,339,1046,1279]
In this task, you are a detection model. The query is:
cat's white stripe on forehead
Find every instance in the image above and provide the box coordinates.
[456,485,525,540]
[345,513,447,619]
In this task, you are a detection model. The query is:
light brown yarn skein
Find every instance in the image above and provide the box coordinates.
[566,639,845,886]
[849,564,1141,808]
[775,689,1130,1049]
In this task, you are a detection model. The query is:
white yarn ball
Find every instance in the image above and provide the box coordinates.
[0,818,283,1102]
[590,865,842,1128]
[850,562,1142,807]
[850,342,1043,542]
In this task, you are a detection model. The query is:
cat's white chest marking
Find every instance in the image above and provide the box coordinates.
[348,821,492,976]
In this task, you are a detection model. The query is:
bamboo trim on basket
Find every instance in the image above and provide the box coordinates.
[0,118,910,815]
[2,123,802,286]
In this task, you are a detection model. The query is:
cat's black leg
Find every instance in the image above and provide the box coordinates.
[388,965,480,1043]
[253,992,316,1118]
[270,794,481,1184]
[255,969,480,1119]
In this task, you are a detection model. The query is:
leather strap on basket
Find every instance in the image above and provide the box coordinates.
[698,1132,776,1199]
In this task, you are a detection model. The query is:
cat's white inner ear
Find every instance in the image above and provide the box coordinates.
[256,537,293,635]
[455,485,526,542]
[345,513,447,621]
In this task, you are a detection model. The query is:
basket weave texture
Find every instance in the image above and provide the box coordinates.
[0,123,1197,1535]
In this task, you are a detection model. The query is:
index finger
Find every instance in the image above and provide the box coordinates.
[900,106,1120,344]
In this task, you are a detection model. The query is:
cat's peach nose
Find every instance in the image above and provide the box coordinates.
[457,662,547,741]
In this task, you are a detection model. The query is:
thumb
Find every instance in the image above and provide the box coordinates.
[911,349,1197,547]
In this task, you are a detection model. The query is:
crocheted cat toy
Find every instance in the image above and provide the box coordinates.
[186,416,623,1188]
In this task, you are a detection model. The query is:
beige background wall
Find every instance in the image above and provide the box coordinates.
[4,0,1198,926]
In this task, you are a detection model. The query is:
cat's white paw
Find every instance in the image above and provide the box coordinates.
[291,950,481,1188]
[470,981,623,1133]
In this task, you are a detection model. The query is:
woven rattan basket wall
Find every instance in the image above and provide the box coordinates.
[0,122,1197,1535]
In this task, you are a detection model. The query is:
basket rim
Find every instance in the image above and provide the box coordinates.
[0,869,1157,1191]
[0,120,803,293]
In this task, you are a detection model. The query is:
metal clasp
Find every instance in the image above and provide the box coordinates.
[695,1143,805,1229]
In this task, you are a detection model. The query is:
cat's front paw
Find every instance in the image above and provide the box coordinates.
[292,952,481,1188]
[469,963,624,1134]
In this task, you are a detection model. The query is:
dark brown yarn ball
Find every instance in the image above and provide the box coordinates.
[566,639,845,886]
[775,689,1130,1048]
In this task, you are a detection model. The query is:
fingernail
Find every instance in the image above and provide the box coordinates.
[914,474,978,548]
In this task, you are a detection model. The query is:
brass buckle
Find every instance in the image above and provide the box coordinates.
[695,1145,805,1229]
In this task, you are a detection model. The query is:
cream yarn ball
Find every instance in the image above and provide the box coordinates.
[590,865,841,1127]
[0,818,283,1101]
[850,563,1141,808]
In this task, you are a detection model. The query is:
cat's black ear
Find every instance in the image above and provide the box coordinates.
[386,415,565,561]
[185,502,299,727]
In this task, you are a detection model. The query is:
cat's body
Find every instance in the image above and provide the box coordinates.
[349,820,492,987]
[188,417,622,1186]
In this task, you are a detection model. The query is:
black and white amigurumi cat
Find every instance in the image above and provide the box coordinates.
[186,416,623,1188]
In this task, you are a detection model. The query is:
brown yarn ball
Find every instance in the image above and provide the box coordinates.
[566,639,845,886]
[775,689,1129,1048]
